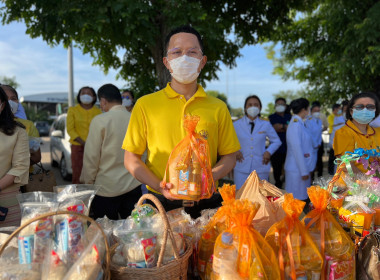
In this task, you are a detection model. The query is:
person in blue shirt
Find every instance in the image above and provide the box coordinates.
[269,97,292,188]
[285,98,314,204]
[305,101,324,180]
[234,95,281,189]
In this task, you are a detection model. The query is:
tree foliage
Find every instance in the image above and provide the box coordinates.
[0,75,19,89]
[206,90,230,110]
[267,0,380,104]
[1,0,309,98]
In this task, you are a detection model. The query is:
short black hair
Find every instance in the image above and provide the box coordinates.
[0,85,19,99]
[290,98,310,114]
[332,103,341,111]
[346,92,380,121]
[164,25,204,54]
[311,101,321,110]
[122,89,134,100]
[341,100,349,107]
[275,97,286,104]
[98,84,122,104]
[76,86,97,106]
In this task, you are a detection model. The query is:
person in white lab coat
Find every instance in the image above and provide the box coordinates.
[305,102,323,177]
[234,95,281,189]
[285,98,314,202]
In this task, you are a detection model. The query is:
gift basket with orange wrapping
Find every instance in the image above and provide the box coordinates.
[163,114,215,202]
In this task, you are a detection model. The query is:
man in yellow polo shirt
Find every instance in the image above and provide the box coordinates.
[122,25,240,216]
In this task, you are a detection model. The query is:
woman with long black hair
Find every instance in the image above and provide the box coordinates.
[0,87,29,227]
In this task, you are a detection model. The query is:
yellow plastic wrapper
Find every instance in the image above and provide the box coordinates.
[198,184,236,279]
[163,114,214,201]
[302,186,355,280]
[213,200,280,280]
[265,194,323,280]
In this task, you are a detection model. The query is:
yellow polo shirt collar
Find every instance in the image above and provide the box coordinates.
[164,83,207,99]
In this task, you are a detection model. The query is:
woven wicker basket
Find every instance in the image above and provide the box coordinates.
[0,210,111,280]
[110,193,193,280]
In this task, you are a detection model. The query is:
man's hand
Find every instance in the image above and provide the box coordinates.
[262,151,271,165]
[159,182,179,201]
[0,211,5,216]
[236,151,244,163]
[301,175,309,180]
[273,123,286,132]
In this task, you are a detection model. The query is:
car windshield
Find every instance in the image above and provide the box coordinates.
[36,122,49,127]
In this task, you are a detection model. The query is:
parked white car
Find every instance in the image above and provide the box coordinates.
[50,114,72,181]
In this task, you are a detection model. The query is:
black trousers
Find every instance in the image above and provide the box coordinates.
[316,142,324,177]
[270,151,286,188]
[147,191,222,219]
[328,148,336,175]
[311,142,325,182]
[90,185,142,220]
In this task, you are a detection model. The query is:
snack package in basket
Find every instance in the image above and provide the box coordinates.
[17,192,58,265]
[212,200,280,280]
[302,186,355,280]
[265,193,323,280]
[236,171,286,236]
[163,114,214,201]
[197,184,236,279]
[54,185,98,264]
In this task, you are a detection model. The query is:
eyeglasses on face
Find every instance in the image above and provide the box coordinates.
[167,47,203,59]
[352,104,376,111]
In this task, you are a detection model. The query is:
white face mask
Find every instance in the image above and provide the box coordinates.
[312,112,320,119]
[246,106,260,118]
[275,104,286,113]
[168,55,201,84]
[122,98,132,107]
[80,94,93,105]
[8,100,19,114]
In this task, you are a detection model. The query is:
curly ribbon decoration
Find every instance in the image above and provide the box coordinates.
[334,153,360,178]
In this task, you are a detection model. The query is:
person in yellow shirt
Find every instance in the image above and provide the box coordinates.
[1,85,41,166]
[123,26,240,217]
[334,92,380,174]
[67,86,101,183]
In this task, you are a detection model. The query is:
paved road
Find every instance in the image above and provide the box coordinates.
[40,137,70,186]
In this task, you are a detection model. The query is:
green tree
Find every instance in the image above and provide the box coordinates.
[1,0,309,98]
[23,105,50,122]
[206,90,230,111]
[230,107,244,118]
[0,75,19,89]
[266,0,380,103]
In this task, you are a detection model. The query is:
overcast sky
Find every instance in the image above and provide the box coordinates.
[0,21,303,110]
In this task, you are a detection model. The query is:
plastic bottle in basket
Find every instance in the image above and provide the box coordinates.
[198,232,214,279]
[212,232,240,280]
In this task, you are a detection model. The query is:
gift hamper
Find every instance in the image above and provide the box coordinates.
[109,193,193,280]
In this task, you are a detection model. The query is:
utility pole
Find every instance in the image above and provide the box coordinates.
[68,43,74,107]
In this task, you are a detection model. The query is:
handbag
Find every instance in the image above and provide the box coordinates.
[357,231,380,280]
[24,162,57,193]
